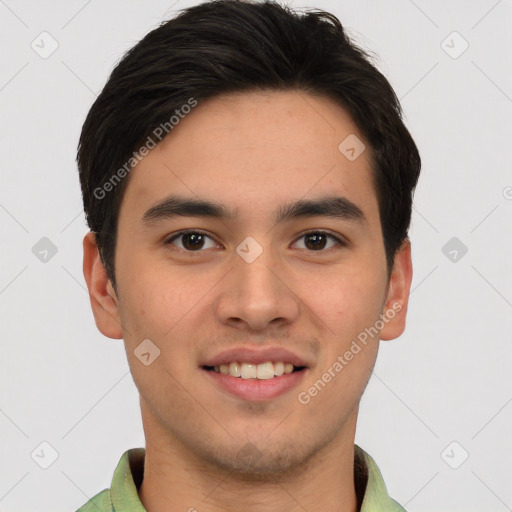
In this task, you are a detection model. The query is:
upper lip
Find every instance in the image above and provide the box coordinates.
[202,347,311,368]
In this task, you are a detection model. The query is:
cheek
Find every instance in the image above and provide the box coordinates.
[116,254,200,335]
[116,269,199,400]
[115,260,216,388]
[303,280,382,412]
[305,268,385,337]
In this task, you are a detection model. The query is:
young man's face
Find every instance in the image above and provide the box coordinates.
[84,90,412,475]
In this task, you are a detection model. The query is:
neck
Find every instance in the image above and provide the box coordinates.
[138,404,359,512]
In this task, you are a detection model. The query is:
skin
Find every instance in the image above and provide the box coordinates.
[83,90,412,512]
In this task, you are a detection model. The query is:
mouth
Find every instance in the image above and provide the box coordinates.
[202,361,307,379]
[201,361,308,401]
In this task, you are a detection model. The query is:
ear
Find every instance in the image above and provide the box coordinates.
[379,238,413,341]
[83,232,123,339]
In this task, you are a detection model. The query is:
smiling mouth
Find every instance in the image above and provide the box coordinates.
[202,361,307,380]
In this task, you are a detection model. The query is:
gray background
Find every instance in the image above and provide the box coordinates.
[1,0,511,511]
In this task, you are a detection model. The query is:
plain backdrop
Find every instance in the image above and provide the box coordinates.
[1,1,511,511]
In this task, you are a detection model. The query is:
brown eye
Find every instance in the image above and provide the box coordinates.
[166,231,218,251]
[293,231,344,251]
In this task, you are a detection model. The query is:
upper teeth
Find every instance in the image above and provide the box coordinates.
[213,361,296,379]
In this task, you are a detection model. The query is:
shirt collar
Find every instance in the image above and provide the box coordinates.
[109,445,406,512]
[355,445,407,511]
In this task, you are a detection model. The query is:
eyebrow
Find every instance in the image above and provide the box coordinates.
[141,194,367,226]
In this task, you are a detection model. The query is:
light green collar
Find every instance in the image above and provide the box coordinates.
[78,445,406,512]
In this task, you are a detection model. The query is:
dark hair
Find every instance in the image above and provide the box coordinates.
[77,0,421,288]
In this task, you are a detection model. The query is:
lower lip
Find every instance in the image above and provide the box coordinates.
[202,368,307,401]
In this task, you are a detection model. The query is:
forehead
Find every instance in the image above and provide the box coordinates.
[120,90,379,226]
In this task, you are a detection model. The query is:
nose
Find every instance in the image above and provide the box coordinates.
[214,244,300,332]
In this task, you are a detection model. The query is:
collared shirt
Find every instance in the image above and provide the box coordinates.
[76,445,406,512]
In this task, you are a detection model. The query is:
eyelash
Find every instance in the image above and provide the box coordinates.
[164,230,347,253]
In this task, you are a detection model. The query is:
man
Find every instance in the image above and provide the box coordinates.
[76,0,420,510]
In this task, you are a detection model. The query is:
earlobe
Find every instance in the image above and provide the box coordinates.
[83,232,123,339]
[379,238,413,341]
